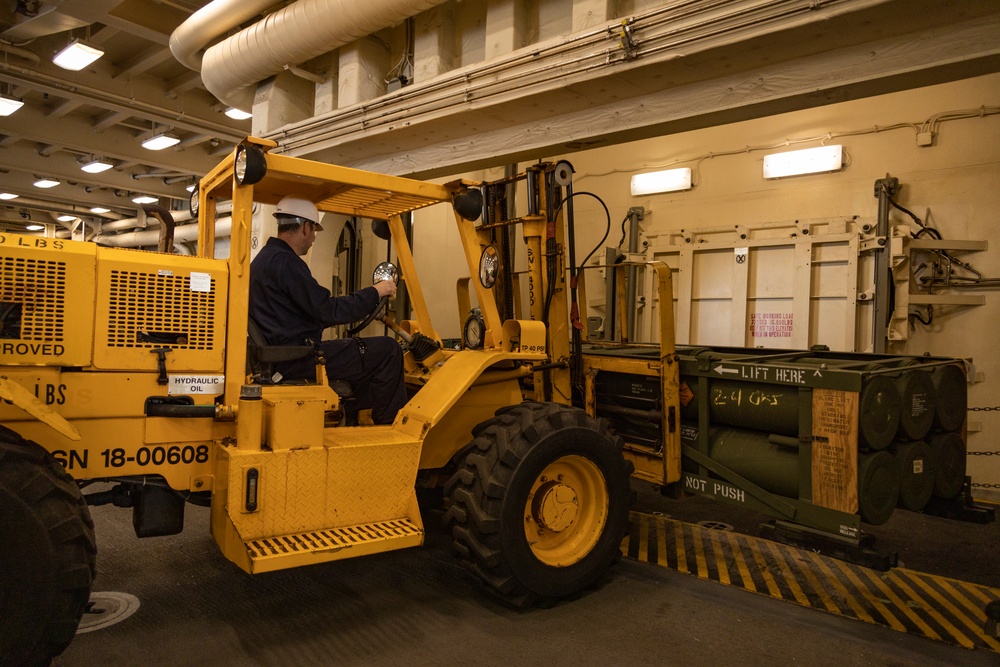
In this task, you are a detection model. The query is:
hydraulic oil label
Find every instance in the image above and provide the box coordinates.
[168,374,224,395]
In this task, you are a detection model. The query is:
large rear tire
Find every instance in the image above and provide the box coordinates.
[0,426,96,667]
[444,402,633,607]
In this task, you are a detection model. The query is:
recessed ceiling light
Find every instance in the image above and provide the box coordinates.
[0,193,18,200]
[90,206,111,214]
[25,224,44,231]
[81,158,114,173]
[57,214,78,222]
[132,195,158,204]
[225,107,252,120]
[0,94,23,116]
[141,133,180,151]
[34,177,60,189]
[52,39,104,71]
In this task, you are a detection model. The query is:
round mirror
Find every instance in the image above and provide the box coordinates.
[372,261,398,285]
[479,244,499,289]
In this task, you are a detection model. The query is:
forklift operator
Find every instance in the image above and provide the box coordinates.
[249,195,408,425]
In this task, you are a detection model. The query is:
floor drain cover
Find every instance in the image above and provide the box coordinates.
[77,592,141,634]
[697,520,734,531]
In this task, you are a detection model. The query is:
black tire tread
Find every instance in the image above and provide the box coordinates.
[444,402,633,608]
[0,425,96,667]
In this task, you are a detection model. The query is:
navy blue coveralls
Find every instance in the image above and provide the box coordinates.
[249,237,407,425]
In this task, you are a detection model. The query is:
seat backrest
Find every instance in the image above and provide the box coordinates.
[244,319,355,403]
[246,317,316,384]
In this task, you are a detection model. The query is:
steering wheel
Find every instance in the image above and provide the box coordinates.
[345,295,388,336]
[345,261,397,336]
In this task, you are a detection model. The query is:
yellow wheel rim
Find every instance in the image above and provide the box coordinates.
[524,455,609,567]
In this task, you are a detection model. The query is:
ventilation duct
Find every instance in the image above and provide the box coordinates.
[172,0,450,110]
[168,0,277,72]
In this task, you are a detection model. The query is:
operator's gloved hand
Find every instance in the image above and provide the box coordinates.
[374,280,396,298]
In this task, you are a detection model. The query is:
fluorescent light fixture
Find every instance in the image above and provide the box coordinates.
[0,94,23,116]
[25,224,44,231]
[132,195,158,204]
[225,107,252,120]
[52,39,104,71]
[81,158,114,173]
[630,167,692,196]
[57,214,78,222]
[141,133,180,151]
[0,193,18,200]
[763,145,844,179]
[90,206,111,214]
[34,177,60,189]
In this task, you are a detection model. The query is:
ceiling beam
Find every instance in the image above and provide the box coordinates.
[48,99,84,119]
[114,46,176,80]
[92,110,131,133]
[167,70,206,96]
[0,104,224,174]
[104,0,191,46]
[37,144,63,158]
[0,58,243,141]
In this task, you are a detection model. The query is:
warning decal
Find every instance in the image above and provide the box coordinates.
[750,312,793,339]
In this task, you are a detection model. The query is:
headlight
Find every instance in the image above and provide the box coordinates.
[234,144,267,185]
[188,184,200,218]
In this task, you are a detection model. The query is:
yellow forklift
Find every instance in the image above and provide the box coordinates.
[0,138,655,666]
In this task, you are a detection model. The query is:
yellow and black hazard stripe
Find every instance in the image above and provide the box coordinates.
[622,511,1000,653]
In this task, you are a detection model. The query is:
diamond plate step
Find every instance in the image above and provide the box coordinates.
[245,518,423,573]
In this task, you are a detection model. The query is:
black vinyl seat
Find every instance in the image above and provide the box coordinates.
[245,319,354,406]
[246,317,317,385]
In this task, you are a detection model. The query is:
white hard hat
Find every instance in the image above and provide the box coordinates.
[274,195,323,231]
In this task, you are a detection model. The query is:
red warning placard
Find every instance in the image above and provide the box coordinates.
[750,312,793,339]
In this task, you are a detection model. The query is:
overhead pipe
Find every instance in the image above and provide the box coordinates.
[0,195,115,221]
[91,218,232,248]
[131,171,186,180]
[175,0,451,110]
[0,42,40,65]
[98,202,235,233]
